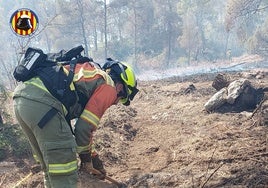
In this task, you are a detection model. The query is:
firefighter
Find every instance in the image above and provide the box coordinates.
[13,58,138,188]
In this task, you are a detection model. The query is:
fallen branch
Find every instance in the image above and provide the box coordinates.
[0,174,7,187]
[204,146,217,179]
[12,172,32,188]
[250,95,267,118]
[201,163,224,188]
[213,152,268,164]
[89,168,126,188]
[249,158,267,164]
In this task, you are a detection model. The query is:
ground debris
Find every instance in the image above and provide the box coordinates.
[2,69,268,188]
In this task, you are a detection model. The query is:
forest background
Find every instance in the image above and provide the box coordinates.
[0,0,268,89]
[0,1,267,186]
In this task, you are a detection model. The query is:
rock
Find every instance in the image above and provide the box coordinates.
[212,73,230,91]
[226,79,251,104]
[204,88,228,111]
[184,84,196,94]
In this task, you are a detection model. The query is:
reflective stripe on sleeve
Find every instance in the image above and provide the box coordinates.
[48,160,78,174]
[77,144,97,156]
[77,144,90,154]
[80,109,100,128]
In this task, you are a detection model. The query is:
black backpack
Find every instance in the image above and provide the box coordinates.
[13,45,91,129]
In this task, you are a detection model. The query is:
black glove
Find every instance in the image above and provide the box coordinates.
[79,153,92,163]
[79,153,92,172]
[92,155,106,180]
[79,153,106,180]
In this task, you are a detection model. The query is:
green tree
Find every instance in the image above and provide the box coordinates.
[152,0,182,67]
[247,19,268,56]
[225,0,268,56]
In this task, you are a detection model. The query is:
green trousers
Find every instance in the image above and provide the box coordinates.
[14,97,78,188]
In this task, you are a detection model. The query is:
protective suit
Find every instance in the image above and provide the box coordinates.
[13,62,117,188]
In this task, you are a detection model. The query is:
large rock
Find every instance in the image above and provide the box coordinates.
[205,79,259,112]
[226,79,251,104]
[204,88,228,111]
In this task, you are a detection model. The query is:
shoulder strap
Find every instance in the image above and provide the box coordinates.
[64,58,77,92]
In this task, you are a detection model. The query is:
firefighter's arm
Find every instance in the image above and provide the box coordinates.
[74,118,96,155]
[75,118,106,179]
[76,84,116,154]
[75,84,117,177]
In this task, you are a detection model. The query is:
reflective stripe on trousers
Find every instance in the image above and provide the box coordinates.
[49,160,77,174]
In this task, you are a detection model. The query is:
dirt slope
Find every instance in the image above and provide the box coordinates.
[0,69,267,188]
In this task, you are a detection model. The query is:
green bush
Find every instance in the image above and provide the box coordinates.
[0,123,31,161]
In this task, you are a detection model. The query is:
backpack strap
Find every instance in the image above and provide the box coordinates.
[35,58,89,133]
[37,107,58,129]
[35,59,78,133]
[67,59,77,87]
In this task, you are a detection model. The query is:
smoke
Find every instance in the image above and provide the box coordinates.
[137,55,268,81]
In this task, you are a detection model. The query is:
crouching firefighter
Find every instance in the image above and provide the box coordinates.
[12,46,138,188]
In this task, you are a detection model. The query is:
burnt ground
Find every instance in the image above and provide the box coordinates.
[0,68,267,188]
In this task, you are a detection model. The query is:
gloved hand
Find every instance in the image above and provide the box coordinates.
[79,153,106,180]
[79,153,93,172]
[92,154,106,180]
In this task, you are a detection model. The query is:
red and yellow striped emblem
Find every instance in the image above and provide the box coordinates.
[10,8,39,36]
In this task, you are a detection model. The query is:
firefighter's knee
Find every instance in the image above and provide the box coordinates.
[44,140,78,176]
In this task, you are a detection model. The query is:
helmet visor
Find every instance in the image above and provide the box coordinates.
[120,97,130,106]
[120,85,139,106]
[128,85,139,100]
